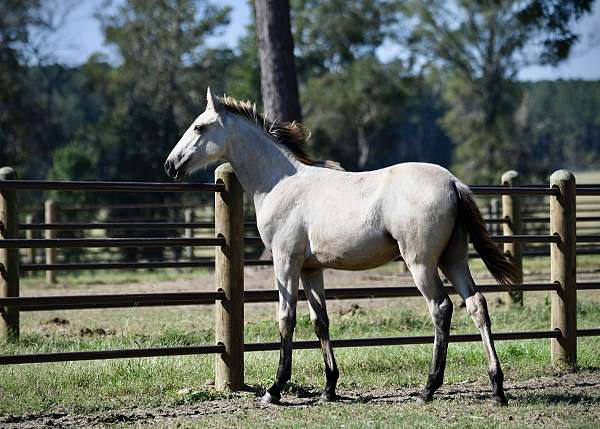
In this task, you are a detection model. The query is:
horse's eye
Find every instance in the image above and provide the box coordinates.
[194,124,206,133]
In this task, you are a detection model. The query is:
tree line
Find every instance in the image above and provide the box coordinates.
[1,0,598,207]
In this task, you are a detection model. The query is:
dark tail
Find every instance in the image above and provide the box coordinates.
[454,181,520,285]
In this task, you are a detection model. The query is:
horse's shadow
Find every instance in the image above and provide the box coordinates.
[243,383,418,407]
[242,382,600,407]
[243,383,358,407]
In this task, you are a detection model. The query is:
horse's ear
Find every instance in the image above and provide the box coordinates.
[206,87,222,113]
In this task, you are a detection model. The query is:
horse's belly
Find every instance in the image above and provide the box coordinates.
[304,232,400,271]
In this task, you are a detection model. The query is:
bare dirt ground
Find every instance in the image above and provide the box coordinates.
[2,372,599,428]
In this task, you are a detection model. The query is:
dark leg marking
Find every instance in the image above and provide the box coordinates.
[262,309,296,404]
[302,269,340,401]
[466,292,508,406]
[313,313,339,401]
[418,295,453,403]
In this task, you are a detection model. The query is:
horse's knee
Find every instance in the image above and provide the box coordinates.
[439,296,453,317]
[465,292,491,329]
[278,312,296,337]
[432,296,453,329]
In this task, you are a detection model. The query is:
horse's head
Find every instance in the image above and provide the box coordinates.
[164,87,227,179]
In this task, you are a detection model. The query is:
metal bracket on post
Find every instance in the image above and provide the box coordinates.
[501,170,523,306]
[0,167,20,341]
[214,163,244,390]
[550,170,577,369]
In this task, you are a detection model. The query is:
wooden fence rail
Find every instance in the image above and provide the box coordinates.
[0,166,599,389]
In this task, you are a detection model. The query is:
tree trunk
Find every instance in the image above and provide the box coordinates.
[254,0,302,122]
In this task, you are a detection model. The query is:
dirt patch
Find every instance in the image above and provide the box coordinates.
[45,318,70,326]
[79,327,114,337]
[3,372,599,428]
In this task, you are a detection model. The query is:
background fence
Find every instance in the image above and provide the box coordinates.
[15,171,600,282]
[1,165,600,390]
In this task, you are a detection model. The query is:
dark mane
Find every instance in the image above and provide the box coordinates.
[217,95,342,170]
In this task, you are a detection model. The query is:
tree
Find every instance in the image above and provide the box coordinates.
[291,0,398,79]
[404,0,594,182]
[0,0,41,175]
[254,0,302,121]
[225,21,261,104]
[95,0,231,182]
[288,0,404,169]
[303,57,406,170]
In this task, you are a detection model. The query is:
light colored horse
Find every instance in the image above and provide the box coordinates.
[165,88,518,406]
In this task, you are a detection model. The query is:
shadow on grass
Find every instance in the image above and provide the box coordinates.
[520,392,600,406]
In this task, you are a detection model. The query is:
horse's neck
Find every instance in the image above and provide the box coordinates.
[225,115,306,212]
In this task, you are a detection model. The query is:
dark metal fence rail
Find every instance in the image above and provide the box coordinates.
[0,283,570,311]
[575,188,600,196]
[18,221,258,230]
[0,180,224,193]
[0,237,226,248]
[0,345,226,365]
[20,259,273,271]
[0,330,565,365]
[2,234,561,249]
[245,330,562,352]
[470,186,559,196]
[522,216,600,223]
[22,202,207,213]
[3,282,599,312]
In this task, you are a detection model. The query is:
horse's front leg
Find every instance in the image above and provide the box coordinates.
[301,268,339,401]
[261,256,301,404]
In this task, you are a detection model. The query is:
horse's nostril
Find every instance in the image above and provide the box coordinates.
[164,160,175,177]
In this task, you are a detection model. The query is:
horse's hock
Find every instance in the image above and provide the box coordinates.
[0,165,599,391]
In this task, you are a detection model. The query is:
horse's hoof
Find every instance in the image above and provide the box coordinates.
[320,391,337,402]
[261,391,280,405]
[492,394,508,407]
[416,393,432,405]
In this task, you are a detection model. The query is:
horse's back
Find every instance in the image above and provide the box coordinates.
[291,162,459,270]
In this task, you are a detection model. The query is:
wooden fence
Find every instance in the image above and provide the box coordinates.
[1,164,600,390]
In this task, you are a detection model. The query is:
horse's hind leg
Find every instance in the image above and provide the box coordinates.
[439,224,508,406]
[301,268,339,401]
[405,262,453,403]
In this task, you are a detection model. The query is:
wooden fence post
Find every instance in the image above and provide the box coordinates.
[214,163,244,390]
[550,170,577,368]
[490,198,501,235]
[45,200,57,284]
[184,208,194,259]
[0,167,20,341]
[25,214,35,265]
[501,170,523,305]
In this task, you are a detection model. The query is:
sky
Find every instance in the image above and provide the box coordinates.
[52,0,600,81]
